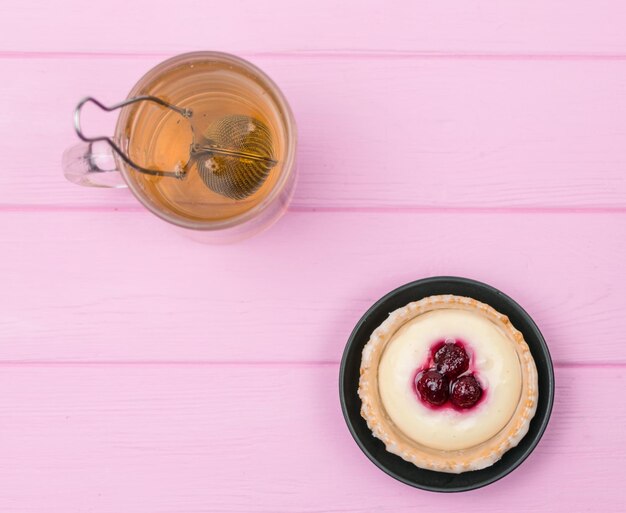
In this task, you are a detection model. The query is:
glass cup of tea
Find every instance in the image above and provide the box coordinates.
[62,52,297,241]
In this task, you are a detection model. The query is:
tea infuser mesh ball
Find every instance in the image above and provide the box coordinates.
[73,96,278,200]
[196,115,275,200]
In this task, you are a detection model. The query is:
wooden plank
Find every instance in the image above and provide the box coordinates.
[0,364,623,512]
[0,210,624,363]
[2,1,626,54]
[3,56,626,209]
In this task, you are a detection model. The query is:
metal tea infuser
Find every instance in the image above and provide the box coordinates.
[74,95,278,200]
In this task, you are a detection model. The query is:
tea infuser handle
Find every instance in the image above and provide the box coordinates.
[63,96,193,187]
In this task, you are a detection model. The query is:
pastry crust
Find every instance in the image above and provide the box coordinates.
[358,295,538,473]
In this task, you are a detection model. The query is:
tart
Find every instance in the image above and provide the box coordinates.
[358,295,538,473]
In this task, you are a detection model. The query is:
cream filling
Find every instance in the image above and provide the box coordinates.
[378,308,522,451]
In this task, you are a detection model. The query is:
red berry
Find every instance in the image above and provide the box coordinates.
[416,370,449,406]
[450,374,483,409]
[434,341,469,379]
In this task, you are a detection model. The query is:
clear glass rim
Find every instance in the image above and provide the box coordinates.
[115,51,297,231]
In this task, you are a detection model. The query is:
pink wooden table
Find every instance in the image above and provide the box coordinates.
[1,2,625,511]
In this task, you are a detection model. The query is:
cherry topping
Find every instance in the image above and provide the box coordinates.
[434,341,469,379]
[415,370,449,406]
[450,374,483,409]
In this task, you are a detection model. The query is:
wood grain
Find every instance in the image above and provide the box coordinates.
[1,210,624,364]
[3,56,626,210]
[2,1,626,55]
[0,364,622,512]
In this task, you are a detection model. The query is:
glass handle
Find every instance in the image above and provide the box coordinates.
[61,141,127,188]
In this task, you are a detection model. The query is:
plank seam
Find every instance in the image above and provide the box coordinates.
[0,360,621,368]
[2,205,626,214]
[4,50,626,61]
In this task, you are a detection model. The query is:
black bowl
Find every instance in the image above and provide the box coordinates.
[339,276,554,492]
